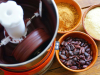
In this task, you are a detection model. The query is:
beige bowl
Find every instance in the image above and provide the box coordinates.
[82,4,100,41]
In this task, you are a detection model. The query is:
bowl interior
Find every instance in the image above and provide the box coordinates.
[54,0,82,33]
[82,4,100,41]
[56,31,98,72]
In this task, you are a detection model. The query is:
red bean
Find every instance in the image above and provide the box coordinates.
[84,45,88,49]
[83,65,88,69]
[72,61,77,65]
[61,41,65,45]
[80,55,85,60]
[80,43,84,47]
[74,50,79,55]
[60,59,65,63]
[87,56,93,61]
[65,50,69,57]
[70,44,75,50]
[69,51,73,56]
[84,52,89,57]
[68,39,72,43]
[71,41,79,45]
[64,42,68,46]
[64,61,68,65]
[69,56,74,59]
[79,60,85,65]
[86,48,90,52]
[75,45,81,48]
[67,60,72,66]
[61,50,66,55]
[86,61,90,65]
[59,37,92,70]
[66,44,71,51]
[81,47,85,54]
[73,57,77,61]
[60,55,67,60]
[70,66,77,70]
[78,41,81,45]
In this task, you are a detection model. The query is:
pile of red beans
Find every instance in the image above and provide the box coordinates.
[59,37,93,70]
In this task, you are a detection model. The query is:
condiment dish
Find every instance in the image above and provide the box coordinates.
[82,4,100,41]
[56,31,98,72]
[54,0,82,34]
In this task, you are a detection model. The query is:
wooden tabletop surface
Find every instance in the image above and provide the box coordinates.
[44,0,100,75]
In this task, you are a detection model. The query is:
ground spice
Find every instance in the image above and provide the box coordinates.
[84,7,100,40]
[57,3,79,32]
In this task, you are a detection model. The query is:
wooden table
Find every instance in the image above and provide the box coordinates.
[44,0,100,75]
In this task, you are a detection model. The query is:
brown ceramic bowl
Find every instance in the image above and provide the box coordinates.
[56,31,98,72]
[82,4,100,41]
[54,0,82,34]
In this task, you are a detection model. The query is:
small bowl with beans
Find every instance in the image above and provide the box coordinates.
[56,31,98,72]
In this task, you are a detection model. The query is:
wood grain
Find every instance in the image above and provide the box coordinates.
[75,0,100,9]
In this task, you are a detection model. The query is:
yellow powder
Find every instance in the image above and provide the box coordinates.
[85,7,100,40]
[57,3,79,32]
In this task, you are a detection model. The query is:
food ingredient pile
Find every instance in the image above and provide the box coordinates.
[59,37,92,70]
[84,7,100,40]
[57,3,79,32]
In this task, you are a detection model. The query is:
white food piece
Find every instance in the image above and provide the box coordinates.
[0,1,25,39]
